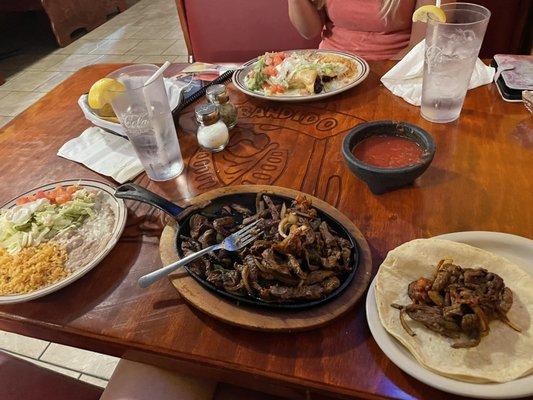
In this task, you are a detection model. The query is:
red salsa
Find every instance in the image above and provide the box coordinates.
[352,135,425,168]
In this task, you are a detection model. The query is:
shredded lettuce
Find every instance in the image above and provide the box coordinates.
[0,189,97,254]
[244,56,268,91]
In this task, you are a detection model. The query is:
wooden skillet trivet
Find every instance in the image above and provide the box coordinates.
[159,185,372,332]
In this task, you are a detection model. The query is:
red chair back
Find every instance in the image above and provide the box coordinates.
[176,0,321,63]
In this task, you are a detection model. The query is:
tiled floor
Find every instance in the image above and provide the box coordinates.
[0,0,188,129]
[0,331,118,388]
[0,0,188,388]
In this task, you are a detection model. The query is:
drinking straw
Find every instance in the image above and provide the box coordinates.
[436,0,441,7]
[145,61,171,87]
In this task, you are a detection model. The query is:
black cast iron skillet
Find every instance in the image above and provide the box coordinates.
[115,183,360,310]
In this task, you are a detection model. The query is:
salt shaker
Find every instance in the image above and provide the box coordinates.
[206,84,238,129]
[195,104,229,152]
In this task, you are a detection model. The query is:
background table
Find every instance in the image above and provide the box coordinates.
[0,62,531,399]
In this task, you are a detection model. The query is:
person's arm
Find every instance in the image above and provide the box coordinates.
[288,0,324,39]
[392,0,456,60]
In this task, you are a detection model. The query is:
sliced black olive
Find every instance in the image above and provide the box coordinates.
[314,77,323,94]
[321,75,333,83]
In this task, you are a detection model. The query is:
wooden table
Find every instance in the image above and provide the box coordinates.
[0,62,531,400]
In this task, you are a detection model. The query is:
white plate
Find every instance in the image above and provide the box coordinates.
[0,179,127,304]
[232,49,369,102]
[78,77,184,137]
[366,231,533,399]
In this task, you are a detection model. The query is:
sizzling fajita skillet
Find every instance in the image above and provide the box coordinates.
[115,183,368,311]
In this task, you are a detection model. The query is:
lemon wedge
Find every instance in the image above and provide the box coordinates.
[88,78,126,112]
[412,5,446,23]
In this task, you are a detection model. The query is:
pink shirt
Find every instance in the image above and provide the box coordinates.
[319,0,416,60]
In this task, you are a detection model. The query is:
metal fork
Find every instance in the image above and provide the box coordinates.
[138,219,261,288]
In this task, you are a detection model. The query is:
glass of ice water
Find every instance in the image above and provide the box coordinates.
[109,64,184,181]
[421,3,490,123]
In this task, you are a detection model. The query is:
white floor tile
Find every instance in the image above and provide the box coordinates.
[56,39,103,55]
[0,115,14,128]
[40,343,119,379]
[173,55,190,63]
[89,39,141,55]
[91,24,143,41]
[50,54,104,71]
[0,91,46,116]
[133,55,174,64]
[126,39,176,55]
[4,351,81,379]
[0,331,49,358]
[96,54,138,63]
[162,40,188,56]
[82,27,118,40]
[27,54,69,71]
[79,374,109,388]
[35,71,74,92]
[0,70,60,92]
[129,25,172,40]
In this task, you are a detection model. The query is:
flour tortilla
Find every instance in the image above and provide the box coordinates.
[375,238,533,383]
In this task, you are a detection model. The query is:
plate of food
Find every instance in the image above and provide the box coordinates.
[232,49,369,102]
[366,233,533,399]
[114,184,367,310]
[0,180,127,304]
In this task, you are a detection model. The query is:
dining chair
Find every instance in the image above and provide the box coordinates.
[0,0,127,47]
[101,359,290,399]
[174,0,321,63]
[0,351,103,400]
[173,0,532,61]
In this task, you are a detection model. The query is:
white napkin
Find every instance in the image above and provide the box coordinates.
[381,40,495,106]
[57,127,144,184]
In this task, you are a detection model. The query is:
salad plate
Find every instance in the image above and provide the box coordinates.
[233,49,369,102]
[0,179,126,304]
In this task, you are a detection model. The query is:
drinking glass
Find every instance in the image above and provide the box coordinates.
[109,64,184,181]
[421,3,490,123]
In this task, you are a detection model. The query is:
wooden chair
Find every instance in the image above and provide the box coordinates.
[0,0,127,47]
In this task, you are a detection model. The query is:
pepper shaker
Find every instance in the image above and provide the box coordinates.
[206,84,238,129]
[195,104,229,152]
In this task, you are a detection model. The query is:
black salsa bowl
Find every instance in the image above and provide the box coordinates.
[342,121,436,195]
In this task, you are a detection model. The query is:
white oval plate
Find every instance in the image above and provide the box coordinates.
[78,77,184,137]
[0,179,127,304]
[232,49,370,102]
[366,231,533,399]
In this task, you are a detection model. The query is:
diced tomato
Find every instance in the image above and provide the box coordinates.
[15,185,77,206]
[271,85,285,94]
[272,54,284,67]
[55,195,69,204]
[262,66,277,77]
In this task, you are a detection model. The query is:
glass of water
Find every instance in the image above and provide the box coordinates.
[421,3,490,123]
[109,64,184,181]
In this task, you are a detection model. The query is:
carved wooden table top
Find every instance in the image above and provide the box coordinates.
[0,63,531,400]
